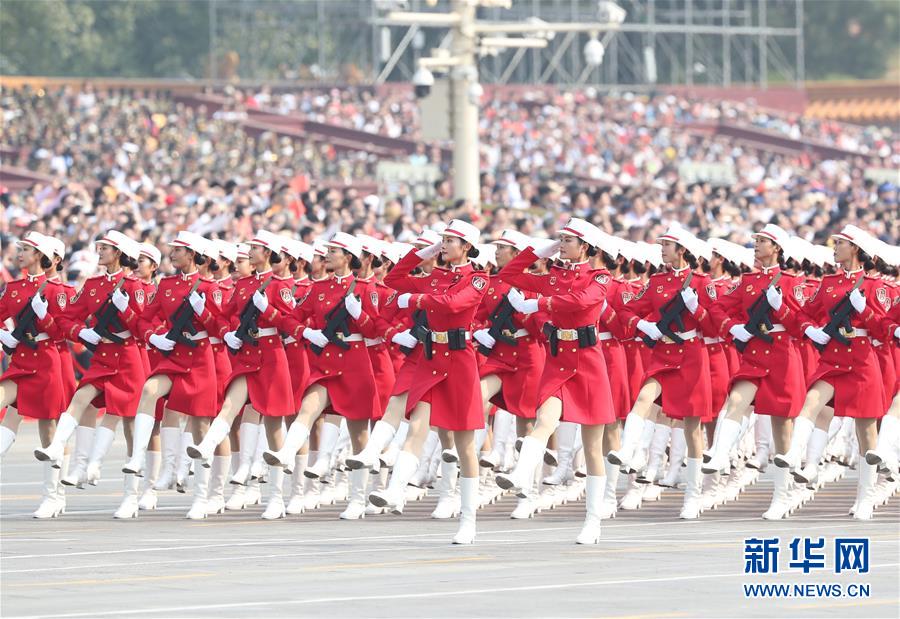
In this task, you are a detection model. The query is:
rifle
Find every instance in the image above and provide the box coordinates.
[230,277,273,355]
[735,272,782,353]
[160,279,202,357]
[4,281,49,354]
[309,280,357,356]
[815,275,865,352]
[543,321,559,357]
[400,309,429,357]
[644,271,693,348]
[478,296,518,356]
[84,279,127,352]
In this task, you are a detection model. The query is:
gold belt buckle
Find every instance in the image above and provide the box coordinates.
[249,328,259,338]
[336,332,345,340]
[661,335,674,344]
[501,329,515,338]
[840,327,854,338]
[433,331,449,344]
[760,324,769,334]
[558,329,577,341]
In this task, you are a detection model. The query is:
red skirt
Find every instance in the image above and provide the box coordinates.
[807,338,884,419]
[598,339,630,421]
[283,338,311,411]
[406,342,483,431]
[478,335,544,419]
[57,344,77,405]
[0,339,65,419]
[81,340,147,418]
[621,339,645,409]
[706,342,731,422]
[728,333,804,419]
[641,338,711,421]
[537,342,615,426]
[225,335,295,417]
[391,348,423,396]
[798,339,820,383]
[873,342,896,410]
[306,339,378,421]
[147,339,218,417]
[210,342,233,409]
[367,342,396,420]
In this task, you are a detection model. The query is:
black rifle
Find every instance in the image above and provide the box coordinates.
[478,296,518,356]
[310,280,357,356]
[815,275,865,352]
[735,272,782,353]
[230,277,273,355]
[400,309,429,357]
[160,279,202,357]
[84,279,127,352]
[4,281,49,354]
[644,271,693,348]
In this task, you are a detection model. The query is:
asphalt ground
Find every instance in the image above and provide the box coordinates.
[1,424,898,619]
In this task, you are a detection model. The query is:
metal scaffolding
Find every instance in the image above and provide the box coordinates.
[206,0,804,88]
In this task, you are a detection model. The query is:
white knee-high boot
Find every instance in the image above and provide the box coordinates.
[576,475,605,544]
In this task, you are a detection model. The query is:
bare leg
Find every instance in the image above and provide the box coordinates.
[581,424,607,476]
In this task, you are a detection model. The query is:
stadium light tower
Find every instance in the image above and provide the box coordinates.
[376,0,626,206]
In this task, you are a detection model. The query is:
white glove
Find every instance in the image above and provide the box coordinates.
[729,324,753,343]
[0,329,19,350]
[804,325,830,346]
[681,287,699,314]
[148,333,176,352]
[637,319,663,341]
[391,329,419,349]
[303,327,329,348]
[765,286,783,311]
[78,328,101,346]
[849,288,866,314]
[111,288,129,313]
[252,290,268,312]
[344,294,362,319]
[534,239,561,259]
[894,326,900,342]
[397,293,412,309]
[189,291,206,316]
[31,293,49,320]
[415,241,442,260]
[473,328,496,349]
[224,330,243,350]
[507,288,539,314]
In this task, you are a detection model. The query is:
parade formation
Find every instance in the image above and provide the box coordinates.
[1,218,898,546]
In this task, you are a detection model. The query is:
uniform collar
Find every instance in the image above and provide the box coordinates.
[564,260,589,271]
[355,274,374,283]
[334,272,353,284]
[670,265,690,276]
[448,261,471,273]
[26,272,45,283]
[711,275,729,282]
[841,267,864,277]
[180,270,199,282]
[255,269,272,280]
[294,275,309,283]
[759,264,780,275]
[105,269,122,281]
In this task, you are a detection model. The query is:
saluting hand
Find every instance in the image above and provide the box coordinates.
[415,241,442,260]
[533,239,561,259]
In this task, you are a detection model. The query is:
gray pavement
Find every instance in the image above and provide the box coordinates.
[1,424,898,619]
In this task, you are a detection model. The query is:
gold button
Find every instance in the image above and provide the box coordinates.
[848,366,852,370]
[324,370,329,374]
[444,352,449,357]
[338,353,343,358]
[432,370,437,375]
[560,367,565,371]
[325,352,330,357]
[847,349,852,353]
[765,350,770,355]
